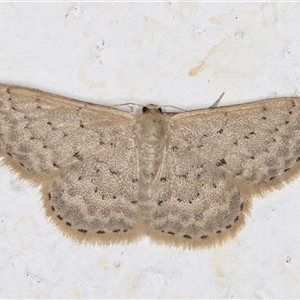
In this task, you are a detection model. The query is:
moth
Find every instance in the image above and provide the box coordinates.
[1,84,300,248]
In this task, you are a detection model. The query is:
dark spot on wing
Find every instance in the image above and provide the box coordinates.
[216,158,226,166]
[183,234,192,239]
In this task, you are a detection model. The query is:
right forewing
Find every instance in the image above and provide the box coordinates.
[0,84,136,183]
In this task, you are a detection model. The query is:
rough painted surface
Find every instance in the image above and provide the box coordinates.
[1,2,300,299]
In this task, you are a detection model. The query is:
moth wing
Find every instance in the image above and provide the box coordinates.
[147,98,300,248]
[171,98,300,193]
[0,84,141,244]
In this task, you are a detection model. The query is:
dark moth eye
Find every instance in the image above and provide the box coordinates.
[142,107,149,113]
[158,107,162,113]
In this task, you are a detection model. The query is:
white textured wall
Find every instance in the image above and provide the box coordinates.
[0,2,300,298]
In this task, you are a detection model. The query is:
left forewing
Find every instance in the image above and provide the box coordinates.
[169,97,300,195]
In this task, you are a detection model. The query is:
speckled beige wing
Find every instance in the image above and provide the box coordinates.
[147,98,300,248]
[0,84,141,244]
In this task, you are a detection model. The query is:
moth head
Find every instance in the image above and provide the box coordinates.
[142,105,162,114]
